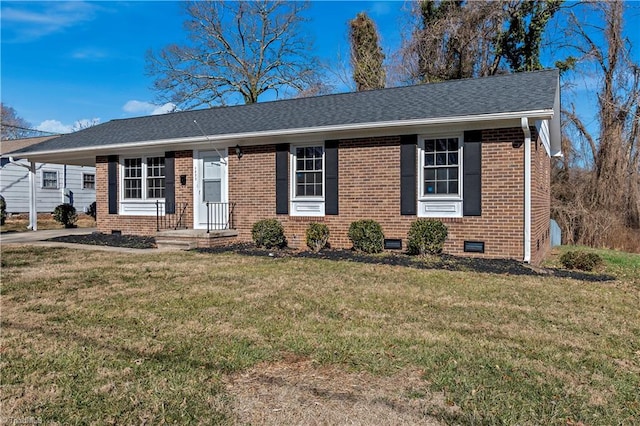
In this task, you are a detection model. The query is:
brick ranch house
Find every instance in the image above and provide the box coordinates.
[11,70,561,264]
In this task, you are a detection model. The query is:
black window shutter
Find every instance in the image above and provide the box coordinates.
[108,155,118,214]
[325,140,339,215]
[463,131,482,216]
[164,151,175,214]
[400,135,417,215]
[275,144,289,214]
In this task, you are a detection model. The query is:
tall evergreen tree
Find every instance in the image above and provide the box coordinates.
[349,12,386,91]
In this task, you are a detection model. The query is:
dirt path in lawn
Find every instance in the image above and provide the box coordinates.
[223,355,453,425]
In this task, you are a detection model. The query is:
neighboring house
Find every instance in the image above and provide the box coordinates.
[8,70,561,264]
[0,136,96,213]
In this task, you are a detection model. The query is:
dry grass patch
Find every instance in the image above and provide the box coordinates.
[1,213,95,233]
[224,355,450,425]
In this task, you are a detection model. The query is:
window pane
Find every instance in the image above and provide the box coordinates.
[425,139,435,152]
[436,182,448,194]
[203,180,221,202]
[425,169,435,180]
[436,168,448,180]
[297,159,304,170]
[425,153,435,166]
[425,181,435,194]
[305,159,314,170]
[448,152,458,165]
[447,138,458,151]
[436,139,447,151]
[436,153,446,165]
[447,167,457,179]
[449,181,459,194]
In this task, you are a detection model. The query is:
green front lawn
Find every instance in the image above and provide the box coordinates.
[1,246,638,424]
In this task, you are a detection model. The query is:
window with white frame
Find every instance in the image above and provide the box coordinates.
[122,156,165,200]
[422,137,461,196]
[42,170,58,189]
[146,157,165,198]
[294,146,324,197]
[82,173,95,190]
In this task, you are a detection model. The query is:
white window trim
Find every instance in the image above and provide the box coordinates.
[417,133,464,218]
[119,154,165,216]
[82,172,95,190]
[41,169,58,190]
[290,142,325,217]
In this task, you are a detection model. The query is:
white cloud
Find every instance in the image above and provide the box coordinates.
[123,100,176,116]
[2,1,100,42]
[71,48,108,60]
[36,118,100,134]
[37,120,73,134]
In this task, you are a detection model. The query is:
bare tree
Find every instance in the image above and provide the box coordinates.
[146,0,319,108]
[555,1,640,248]
[1,103,32,140]
[349,12,386,91]
[396,0,562,84]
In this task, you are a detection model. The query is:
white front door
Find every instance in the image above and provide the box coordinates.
[196,150,228,229]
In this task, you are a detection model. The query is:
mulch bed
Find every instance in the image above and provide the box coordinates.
[47,232,156,249]
[46,234,615,282]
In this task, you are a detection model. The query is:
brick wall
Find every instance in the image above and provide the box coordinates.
[229,127,536,261]
[530,132,551,264]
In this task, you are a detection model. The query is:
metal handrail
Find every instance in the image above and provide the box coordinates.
[206,202,235,233]
[156,201,188,231]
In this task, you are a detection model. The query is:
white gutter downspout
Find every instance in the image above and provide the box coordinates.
[521,117,531,263]
[8,157,38,231]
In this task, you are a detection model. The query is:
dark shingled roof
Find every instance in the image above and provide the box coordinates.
[15,69,558,155]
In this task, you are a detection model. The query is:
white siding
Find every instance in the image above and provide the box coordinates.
[0,160,96,213]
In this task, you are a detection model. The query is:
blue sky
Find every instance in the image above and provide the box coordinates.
[1,1,639,135]
[1,1,407,133]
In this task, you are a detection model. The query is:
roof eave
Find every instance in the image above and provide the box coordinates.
[11,109,555,163]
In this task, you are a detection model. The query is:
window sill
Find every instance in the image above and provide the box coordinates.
[290,200,325,217]
[119,200,163,216]
[417,199,463,218]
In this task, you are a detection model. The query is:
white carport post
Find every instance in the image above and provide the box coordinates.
[8,157,38,231]
[28,160,37,231]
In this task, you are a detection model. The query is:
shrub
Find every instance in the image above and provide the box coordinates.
[407,219,448,255]
[0,195,6,226]
[87,202,97,220]
[306,222,330,253]
[251,218,286,249]
[348,219,384,253]
[53,203,78,228]
[560,250,603,271]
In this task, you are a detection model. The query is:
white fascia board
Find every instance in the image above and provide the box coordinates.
[536,120,552,156]
[550,79,562,157]
[16,109,555,163]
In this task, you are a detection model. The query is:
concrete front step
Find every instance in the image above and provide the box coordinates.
[156,229,239,250]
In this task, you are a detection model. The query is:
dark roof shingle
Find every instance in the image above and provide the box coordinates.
[16,69,558,155]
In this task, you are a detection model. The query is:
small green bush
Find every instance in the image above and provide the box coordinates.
[348,219,384,253]
[87,202,97,220]
[251,218,286,249]
[306,222,330,253]
[0,195,6,226]
[560,250,603,271]
[53,203,78,228]
[407,219,448,255]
